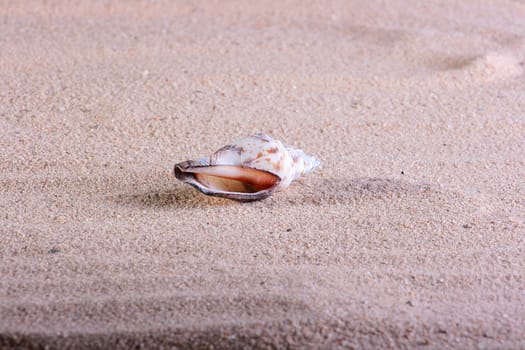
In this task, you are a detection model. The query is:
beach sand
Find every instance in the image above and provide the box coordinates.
[1,0,524,348]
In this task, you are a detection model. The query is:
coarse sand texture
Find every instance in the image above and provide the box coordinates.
[1,1,525,349]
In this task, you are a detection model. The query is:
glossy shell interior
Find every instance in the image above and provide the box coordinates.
[174,162,281,201]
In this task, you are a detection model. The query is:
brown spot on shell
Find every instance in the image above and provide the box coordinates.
[273,160,282,171]
[217,144,244,155]
[242,157,255,165]
[267,147,279,154]
[252,134,271,142]
[211,144,245,163]
[257,152,263,158]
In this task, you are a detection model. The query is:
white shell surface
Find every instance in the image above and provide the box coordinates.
[285,146,322,181]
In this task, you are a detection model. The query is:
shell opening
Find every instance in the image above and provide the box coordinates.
[186,165,280,193]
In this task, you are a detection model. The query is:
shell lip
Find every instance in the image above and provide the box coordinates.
[187,182,277,202]
[174,161,281,202]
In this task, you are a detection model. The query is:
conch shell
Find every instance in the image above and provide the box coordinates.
[174,134,320,201]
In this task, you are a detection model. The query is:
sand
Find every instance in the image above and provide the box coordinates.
[1,0,525,348]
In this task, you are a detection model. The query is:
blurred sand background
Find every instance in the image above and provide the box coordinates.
[1,0,525,348]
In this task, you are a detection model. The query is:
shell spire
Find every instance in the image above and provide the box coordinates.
[174,134,321,201]
[285,145,322,181]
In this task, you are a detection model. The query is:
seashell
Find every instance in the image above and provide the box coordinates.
[174,134,321,201]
